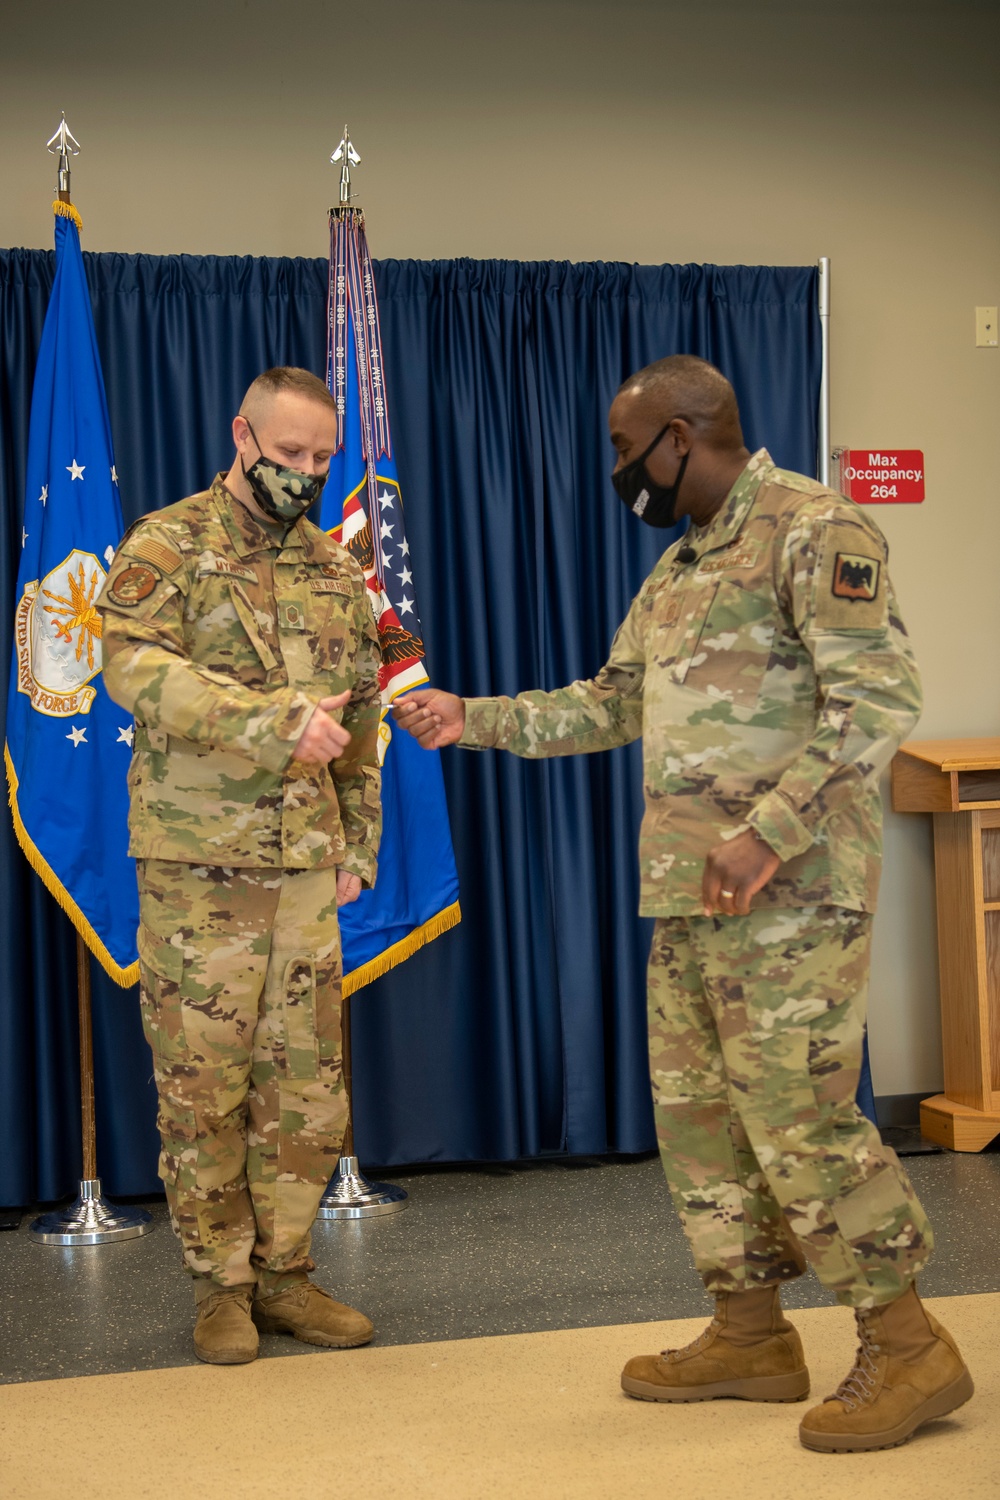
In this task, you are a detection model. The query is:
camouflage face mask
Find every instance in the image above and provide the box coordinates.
[240,420,327,523]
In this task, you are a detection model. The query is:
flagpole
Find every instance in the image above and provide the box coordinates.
[316,128,409,1220]
[77,933,97,1183]
[31,931,152,1243]
[28,117,152,1247]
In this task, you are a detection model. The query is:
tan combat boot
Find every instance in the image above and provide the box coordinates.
[192,1283,259,1365]
[252,1279,374,1349]
[799,1284,974,1452]
[621,1285,810,1403]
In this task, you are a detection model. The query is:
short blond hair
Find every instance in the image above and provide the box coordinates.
[240,366,337,423]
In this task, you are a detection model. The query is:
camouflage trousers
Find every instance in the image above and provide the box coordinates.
[648,907,933,1309]
[136,859,347,1292]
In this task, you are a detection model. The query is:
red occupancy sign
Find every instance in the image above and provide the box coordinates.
[835,449,925,505]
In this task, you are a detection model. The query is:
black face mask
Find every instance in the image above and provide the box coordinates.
[612,422,690,528]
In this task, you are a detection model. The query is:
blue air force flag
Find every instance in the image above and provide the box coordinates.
[322,210,460,991]
[4,209,138,985]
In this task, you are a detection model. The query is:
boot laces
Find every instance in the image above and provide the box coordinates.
[833,1311,882,1410]
[201,1285,252,1318]
[662,1317,721,1363]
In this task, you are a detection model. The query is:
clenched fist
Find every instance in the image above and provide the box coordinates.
[392,689,466,750]
[293,691,352,764]
[336,869,362,907]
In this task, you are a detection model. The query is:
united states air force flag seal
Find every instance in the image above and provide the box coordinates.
[15,548,109,717]
[4,207,138,986]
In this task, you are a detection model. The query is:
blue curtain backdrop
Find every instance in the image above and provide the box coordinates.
[0,252,821,1203]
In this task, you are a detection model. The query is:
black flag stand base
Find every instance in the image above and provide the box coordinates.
[315,996,408,1221]
[30,935,154,1247]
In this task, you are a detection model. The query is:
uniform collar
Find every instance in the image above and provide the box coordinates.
[211,475,338,563]
[688,448,774,554]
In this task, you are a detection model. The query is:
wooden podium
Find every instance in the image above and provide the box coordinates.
[892,738,1000,1151]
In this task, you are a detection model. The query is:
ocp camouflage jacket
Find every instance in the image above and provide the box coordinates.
[97,477,382,882]
[459,451,922,916]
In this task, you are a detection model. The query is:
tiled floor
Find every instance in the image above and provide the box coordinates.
[2,1147,999,1385]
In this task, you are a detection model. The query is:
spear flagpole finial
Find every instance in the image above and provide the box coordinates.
[330,124,361,209]
[47,112,81,202]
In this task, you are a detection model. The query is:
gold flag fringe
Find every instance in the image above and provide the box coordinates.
[342,900,462,996]
[4,744,139,988]
[53,199,83,232]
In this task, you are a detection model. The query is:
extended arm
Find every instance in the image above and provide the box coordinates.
[393,590,648,758]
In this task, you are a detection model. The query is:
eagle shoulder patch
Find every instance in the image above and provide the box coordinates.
[832,552,881,602]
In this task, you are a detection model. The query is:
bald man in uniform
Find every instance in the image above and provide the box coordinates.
[98,367,381,1364]
[393,355,973,1452]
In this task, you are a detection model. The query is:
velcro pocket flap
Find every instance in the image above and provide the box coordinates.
[229,583,279,670]
[137,925,185,984]
[832,1152,907,1242]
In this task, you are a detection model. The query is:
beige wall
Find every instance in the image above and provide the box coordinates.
[3,0,998,1096]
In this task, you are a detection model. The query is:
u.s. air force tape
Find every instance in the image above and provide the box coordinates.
[107,562,161,606]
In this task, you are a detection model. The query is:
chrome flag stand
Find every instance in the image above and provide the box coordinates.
[31,934,153,1245]
[316,994,407,1219]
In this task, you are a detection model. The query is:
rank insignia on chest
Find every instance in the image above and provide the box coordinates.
[832,552,881,602]
[107,562,160,606]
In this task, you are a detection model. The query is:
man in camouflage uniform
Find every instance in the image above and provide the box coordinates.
[98,367,382,1365]
[394,356,973,1451]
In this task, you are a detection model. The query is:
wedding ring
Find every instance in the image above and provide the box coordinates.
[720,889,735,898]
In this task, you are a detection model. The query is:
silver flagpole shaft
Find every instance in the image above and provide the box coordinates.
[316,994,407,1219]
[818,256,831,485]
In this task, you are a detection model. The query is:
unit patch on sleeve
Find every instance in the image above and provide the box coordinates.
[832,552,881,602]
[107,562,161,606]
[813,524,888,633]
